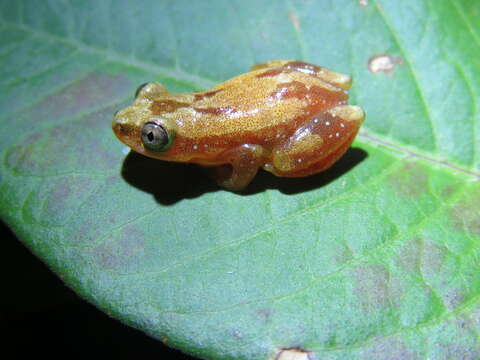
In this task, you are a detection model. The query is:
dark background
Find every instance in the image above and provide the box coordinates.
[1,220,193,359]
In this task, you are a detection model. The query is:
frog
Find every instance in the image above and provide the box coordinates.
[112,60,364,191]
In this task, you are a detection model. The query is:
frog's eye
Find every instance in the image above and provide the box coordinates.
[141,118,176,152]
[141,122,169,151]
[135,83,149,98]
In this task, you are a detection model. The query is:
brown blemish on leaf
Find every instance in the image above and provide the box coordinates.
[441,184,457,200]
[353,264,391,311]
[36,175,99,226]
[256,307,273,322]
[437,179,464,201]
[6,70,132,173]
[442,286,466,310]
[275,348,311,360]
[437,318,480,359]
[288,11,301,31]
[368,54,403,75]
[449,186,480,235]
[7,103,125,175]
[334,244,354,265]
[395,237,422,272]
[387,162,428,199]
[49,176,96,206]
[361,337,416,360]
[32,72,131,127]
[358,0,368,6]
[421,241,446,276]
[94,224,146,271]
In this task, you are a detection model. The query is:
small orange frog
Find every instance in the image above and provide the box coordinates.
[113,60,364,191]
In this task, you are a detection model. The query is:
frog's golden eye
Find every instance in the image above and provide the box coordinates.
[135,83,149,98]
[141,117,176,152]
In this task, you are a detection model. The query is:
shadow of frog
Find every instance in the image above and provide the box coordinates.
[121,147,368,205]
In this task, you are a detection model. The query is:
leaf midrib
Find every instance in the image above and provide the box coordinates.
[359,131,480,180]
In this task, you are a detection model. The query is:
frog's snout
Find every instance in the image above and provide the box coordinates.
[112,110,137,147]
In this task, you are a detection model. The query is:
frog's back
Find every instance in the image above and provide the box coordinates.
[154,61,350,140]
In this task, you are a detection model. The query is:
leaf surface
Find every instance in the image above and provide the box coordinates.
[1,1,479,359]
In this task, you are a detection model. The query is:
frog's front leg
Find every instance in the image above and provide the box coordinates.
[213,144,266,191]
[268,105,364,178]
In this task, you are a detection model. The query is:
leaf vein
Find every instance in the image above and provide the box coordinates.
[0,21,216,90]
[359,130,480,179]
[373,0,439,153]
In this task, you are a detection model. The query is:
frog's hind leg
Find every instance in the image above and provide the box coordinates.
[268,105,364,178]
[213,144,266,191]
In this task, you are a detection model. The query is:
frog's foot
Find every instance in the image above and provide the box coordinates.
[213,144,266,191]
[267,105,364,177]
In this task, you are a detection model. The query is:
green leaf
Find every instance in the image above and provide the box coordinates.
[1,0,479,359]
